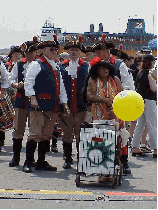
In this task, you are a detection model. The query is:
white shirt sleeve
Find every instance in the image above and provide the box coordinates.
[24,61,41,96]
[0,62,10,88]
[59,72,67,104]
[8,63,18,86]
[119,62,135,90]
[24,60,68,104]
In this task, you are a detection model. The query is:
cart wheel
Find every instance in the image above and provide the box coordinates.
[111,176,115,189]
[76,174,80,187]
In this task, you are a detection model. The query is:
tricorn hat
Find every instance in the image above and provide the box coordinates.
[92,34,115,51]
[37,34,59,49]
[110,44,129,60]
[8,46,23,58]
[64,35,85,52]
[84,46,95,53]
[21,36,39,52]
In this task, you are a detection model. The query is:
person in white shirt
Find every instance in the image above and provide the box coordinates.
[23,35,69,173]
[59,35,89,169]
[9,38,38,168]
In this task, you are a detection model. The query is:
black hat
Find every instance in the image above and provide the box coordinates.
[64,35,85,52]
[21,36,39,52]
[110,44,129,60]
[84,46,95,53]
[89,57,115,79]
[37,34,59,49]
[8,46,23,58]
[92,34,115,51]
[143,54,156,62]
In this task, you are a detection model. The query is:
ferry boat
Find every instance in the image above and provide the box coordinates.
[39,18,157,57]
[40,19,64,42]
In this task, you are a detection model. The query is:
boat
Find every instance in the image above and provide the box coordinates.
[39,18,157,57]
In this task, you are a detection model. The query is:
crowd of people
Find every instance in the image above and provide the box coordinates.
[0,33,157,178]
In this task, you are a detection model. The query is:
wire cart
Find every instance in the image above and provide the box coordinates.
[76,120,122,188]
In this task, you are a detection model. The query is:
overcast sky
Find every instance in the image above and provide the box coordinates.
[0,0,157,49]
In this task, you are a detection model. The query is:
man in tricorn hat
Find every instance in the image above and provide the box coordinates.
[9,37,38,168]
[23,35,69,172]
[59,35,89,169]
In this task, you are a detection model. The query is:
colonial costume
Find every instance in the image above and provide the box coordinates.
[23,35,68,172]
[59,36,89,169]
[9,37,38,167]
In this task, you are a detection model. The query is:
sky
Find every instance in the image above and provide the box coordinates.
[0,0,157,49]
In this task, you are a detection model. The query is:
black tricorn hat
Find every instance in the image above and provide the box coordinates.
[110,44,128,60]
[84,46,95,53]
[64,35,85,52]
[92,34,115,51]
[37,34,59,49]
[8,46,23,58]
[21,36,39,52]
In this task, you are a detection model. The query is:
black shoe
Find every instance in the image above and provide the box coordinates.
[123,167,131,175]
[30,161,36,167]
[123,164,131,175]
[51,146,58,153]
[153,154,157,158]
[23,164,32,173]
[35,161,57,171]
[63,162,72,169]
[9,158,19,167]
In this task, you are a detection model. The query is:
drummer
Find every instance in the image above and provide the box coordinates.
[0,59,10,151]
[9,37,38,167]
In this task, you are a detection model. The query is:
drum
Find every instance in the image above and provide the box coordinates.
[0,94,14,131]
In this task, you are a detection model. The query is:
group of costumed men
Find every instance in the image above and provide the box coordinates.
[0,33,134,175]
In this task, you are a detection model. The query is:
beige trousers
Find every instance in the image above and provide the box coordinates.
[28,110,58,142]
[59,111,85,143]
[12,108,29,139]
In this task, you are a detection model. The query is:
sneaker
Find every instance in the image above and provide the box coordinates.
[23,164,32,173]
[140,145,151,153]
[63,162,72,169]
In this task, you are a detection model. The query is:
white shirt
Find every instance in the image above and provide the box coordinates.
[9,61,30,86]
[24,56,67,104]
[119,62,135,90]
[65,59,80,78]
[0,62,10,88]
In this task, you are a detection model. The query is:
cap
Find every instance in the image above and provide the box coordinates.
[143,54,156,62]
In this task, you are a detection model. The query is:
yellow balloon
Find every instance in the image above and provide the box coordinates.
[112,90,144,121]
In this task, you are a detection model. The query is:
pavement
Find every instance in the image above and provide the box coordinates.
[0,126,157,209]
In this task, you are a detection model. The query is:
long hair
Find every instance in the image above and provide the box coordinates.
[142,60,153,70]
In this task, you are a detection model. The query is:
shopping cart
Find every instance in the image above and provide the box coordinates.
[76,120,122,188]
